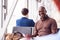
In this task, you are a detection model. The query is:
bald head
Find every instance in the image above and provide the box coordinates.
[39,6,47,13]
[39,6,47,21]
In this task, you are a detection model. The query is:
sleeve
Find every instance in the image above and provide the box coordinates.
[16,20,20,26]
[51,19,58,34]
[29,20,35,27]
[31,20,35,27]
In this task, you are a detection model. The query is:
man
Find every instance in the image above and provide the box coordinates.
[20,6,59,40]
[32,6,58,37]
[13,32,24,40]
[5,33,13,40]
[16,8,35,27]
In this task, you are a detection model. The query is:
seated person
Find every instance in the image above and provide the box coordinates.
[24,6,59,40]
[5,33,13,40]
[16,8,35,27]
[31,6,58,37]
[13,32,24,40]
[13,32,32,40]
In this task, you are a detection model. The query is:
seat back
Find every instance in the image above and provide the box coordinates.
[12,27,33,35]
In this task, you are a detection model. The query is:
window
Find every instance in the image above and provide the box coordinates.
[7,0,28,33]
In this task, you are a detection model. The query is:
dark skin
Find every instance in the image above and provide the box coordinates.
[26,6,58,38]
[32,6,58,37]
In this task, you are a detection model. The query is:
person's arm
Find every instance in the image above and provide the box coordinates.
[31,20,35,26]
[31,22,38,37]
[16,20,18,26]
[25,22,38,38]
[24,22,38,38]
[51,19,58,34]
[30,20,35,27]
[16,20,20,26]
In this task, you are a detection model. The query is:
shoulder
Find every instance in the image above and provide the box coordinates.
[49,18,57,24]
[35,20,40,25]
[16,19,21,21]
[50,18,56,22]
[16,18,22,23]
[28,19,34,22]
[28,19,35,24]
[16,17,24,21]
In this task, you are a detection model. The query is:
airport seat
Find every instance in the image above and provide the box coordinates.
[12,27,34,35]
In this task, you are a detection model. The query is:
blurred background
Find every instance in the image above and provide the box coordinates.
[0,0,60,40]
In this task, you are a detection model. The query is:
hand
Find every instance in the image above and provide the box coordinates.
[25,34,31,38]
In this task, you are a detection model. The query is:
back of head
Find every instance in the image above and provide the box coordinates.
[21,8,29,16]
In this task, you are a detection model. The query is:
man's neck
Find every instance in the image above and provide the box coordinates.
[23,15,28,18]
[41,15,49,21]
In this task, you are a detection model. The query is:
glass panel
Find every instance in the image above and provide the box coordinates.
[7,0,28,33]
